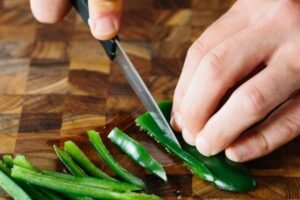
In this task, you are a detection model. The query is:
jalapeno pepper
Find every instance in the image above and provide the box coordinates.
[11,166,161,200]
[0,165,32,200]
[88,130,146,189]
[64,140,116,181]
[108,128,167,181]
[54,145,86,177]
[135,101,256,192]
[12,155,87,200]
[41,170,141,192]
[2,155,14,169]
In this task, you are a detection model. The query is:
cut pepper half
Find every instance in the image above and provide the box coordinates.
[135,101,256,192]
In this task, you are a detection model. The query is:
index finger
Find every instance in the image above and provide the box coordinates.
[30,0,71,23]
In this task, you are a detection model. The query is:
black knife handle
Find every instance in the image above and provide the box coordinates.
[70,0,117,60]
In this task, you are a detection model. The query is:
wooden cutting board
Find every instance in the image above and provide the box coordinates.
[0,0,299,199]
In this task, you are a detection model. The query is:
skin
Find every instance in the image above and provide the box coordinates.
[30,0,123,40]
[30,0,300,162]
[171,0,300,162]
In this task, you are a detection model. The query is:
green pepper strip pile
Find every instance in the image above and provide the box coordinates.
[136,101,256,192]
[108,127,167,181]
[64,140,116,181]
[88,130,146,189]
[1,161,50,200]
[13,155,89,200]
[1,157,62,200]
[11,166,161,200]
[41,170,141,192]
[54,145,86,177]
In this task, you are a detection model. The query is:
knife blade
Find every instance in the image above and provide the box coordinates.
[114,40,181,148]
[70,0,181,148]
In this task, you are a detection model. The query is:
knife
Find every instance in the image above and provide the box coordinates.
[70,0,181,148]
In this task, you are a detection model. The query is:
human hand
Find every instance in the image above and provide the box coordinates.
[30,0,123,40]
[171,0,300,162]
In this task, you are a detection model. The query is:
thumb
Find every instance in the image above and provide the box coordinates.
[88,0,123,40]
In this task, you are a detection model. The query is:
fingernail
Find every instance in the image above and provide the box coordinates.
[225,146,244,162]
[182,128,196,146]
[170,112,183,131]
[93,17,116,38]
[196,136,211,156]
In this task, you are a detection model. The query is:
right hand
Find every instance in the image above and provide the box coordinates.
[30,0,123,40]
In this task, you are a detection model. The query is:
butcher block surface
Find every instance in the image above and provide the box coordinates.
[0,0,300,199]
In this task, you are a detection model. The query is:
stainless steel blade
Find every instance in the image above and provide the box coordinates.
[114,40,181,148]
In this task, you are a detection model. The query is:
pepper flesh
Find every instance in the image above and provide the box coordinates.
[64,140,116,181]
[12,166,161,200]
[41,170,141,192]
[13,155,89,200]
[88,130,146,189]
[54,145,86,177]
[0,166,32,200]
[135,101,256,192]
[108,127,167,181]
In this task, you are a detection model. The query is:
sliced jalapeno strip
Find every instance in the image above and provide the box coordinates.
[12,166,161,200]
[38,188,63,200]
[64,140,116,181]
[88,130,146,189]
[135,101,256,192]
[108,128,167,181]
[13,155,39,171]
[42,170,141,192]
[12,155,84,200]
[0,166,32,200]
[54,145,86,177]
[2,155,14,169]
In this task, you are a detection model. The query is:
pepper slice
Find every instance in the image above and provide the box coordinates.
[64,140,116,181]
[41,170,141,192]
[88,130,146,189]
[135,101,256,192]
[12,155,88,200]
[2,155,14,169]
[54,145,86,177]
[0,166,32,200]
[12,166,161,200]
[108,128,167,181]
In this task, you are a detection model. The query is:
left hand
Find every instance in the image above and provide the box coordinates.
[171,0,300,162]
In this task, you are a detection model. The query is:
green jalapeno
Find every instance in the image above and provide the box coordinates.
[12,155,84,200]
[2,155,14,169]
[41,170,141,191]
[108,128,167,181]
[64,140,116,181]
[54,145,86,177]
[11,166,161,200]
[135,101,256,192]
[87,130,146,189]
[0,165,32,200]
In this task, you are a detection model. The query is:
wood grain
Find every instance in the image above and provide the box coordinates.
[0,0,299,199]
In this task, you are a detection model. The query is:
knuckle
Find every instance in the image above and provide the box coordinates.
[201,50,224,80]
[238,85,267,117]
[174,86,185,102]
[252,0,300,32]
[265,0,300,28]
[180,100,199,121]
[278,117,300,137]
[187,40,207,59]
[282,44,300,75]
[255,130,270,154]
